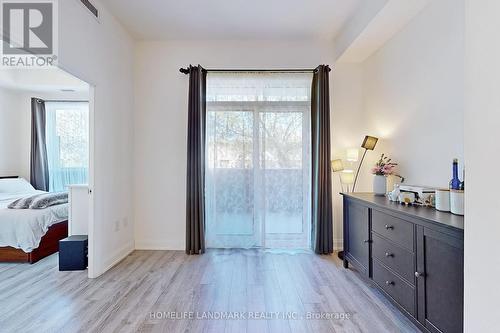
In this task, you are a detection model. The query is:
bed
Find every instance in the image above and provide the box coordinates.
[0,177,68,263]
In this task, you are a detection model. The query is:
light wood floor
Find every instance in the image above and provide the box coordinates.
[0,249,420,333]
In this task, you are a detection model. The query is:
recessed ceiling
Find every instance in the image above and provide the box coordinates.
[100,0,361,41]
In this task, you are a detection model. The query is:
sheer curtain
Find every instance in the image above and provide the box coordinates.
[205,72,312,249]
[45,101,89,192]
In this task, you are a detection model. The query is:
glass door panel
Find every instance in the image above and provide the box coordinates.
[260,109,310,249]
[205,110,259,248]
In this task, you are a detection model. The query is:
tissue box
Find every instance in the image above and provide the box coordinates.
[399,185,436,206]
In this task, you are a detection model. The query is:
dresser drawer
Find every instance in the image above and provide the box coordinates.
[371,233,415,284]
[372,260,416,316]
[372,210,414,251]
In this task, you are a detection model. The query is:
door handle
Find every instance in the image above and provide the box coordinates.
[385,281,394,286]
[385,224,394,230]
[385,252,394,257]
[415,271,425,278]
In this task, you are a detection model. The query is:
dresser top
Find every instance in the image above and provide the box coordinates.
[341,193,464,231]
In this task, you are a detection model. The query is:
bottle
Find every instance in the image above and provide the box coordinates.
[459,169,465,190]
[449,159,461,190]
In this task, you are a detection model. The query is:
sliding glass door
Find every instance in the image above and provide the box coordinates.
[205,73,312,249]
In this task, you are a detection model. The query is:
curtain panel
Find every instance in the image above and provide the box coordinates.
[311,65,334,254]
[30,98,49,191]
[186,65,207,255]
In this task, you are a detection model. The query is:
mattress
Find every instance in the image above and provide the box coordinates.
[0,191,69,252]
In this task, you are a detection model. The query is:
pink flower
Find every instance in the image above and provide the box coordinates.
[372,154,403,179]
[382,164,394,175]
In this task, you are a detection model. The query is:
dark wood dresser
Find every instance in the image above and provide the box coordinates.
[342,193,464,333]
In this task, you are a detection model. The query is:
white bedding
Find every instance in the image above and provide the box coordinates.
[0,191,69,252]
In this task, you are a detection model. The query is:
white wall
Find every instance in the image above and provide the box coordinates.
[331,63,366,248]
[57,0,135,277]
[330,0,465,250]
[132,0,466,257]
[134,40,334,250]
[464,0,500,331]
[0,87,30,179]
[361,0,465,188]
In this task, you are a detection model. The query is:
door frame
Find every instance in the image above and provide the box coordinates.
[56,63,96,278]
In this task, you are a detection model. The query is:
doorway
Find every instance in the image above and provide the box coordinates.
[0,66,95,276]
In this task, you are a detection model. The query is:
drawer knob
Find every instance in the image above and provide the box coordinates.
[385,281,394,286]
[415,271,425,278]
[385,224,394,230]
[363,239,370,243]
[385,252,394,257]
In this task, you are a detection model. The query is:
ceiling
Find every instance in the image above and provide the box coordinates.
[100,0,361,41]
[0,68,89,93]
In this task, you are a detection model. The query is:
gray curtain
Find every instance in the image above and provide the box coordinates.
[185,65,207,255]
[30,98,49,191]
[311,65,333,254]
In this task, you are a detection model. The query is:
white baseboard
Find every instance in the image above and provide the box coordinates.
[90,240,135,278]
[136,239,342,252]
[135,239,184,251]
[333,239,344,251]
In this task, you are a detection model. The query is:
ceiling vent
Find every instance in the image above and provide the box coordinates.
[80,0,98,19]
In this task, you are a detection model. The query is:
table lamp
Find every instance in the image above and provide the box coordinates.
[331,159,345,192]
[352,135,378,192]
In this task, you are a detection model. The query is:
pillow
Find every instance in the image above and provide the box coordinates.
[0,177,37,193]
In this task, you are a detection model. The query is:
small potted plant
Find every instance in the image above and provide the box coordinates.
[371,154,404,195]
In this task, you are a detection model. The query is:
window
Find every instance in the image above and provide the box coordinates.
[205,72,312,249]
[45,101,89,192]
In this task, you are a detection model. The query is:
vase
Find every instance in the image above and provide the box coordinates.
[373,175,387,196]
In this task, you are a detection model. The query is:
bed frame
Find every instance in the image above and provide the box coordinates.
[0,176,68,264]
[0,220,68,264]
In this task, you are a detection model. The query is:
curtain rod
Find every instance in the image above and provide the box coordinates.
[42,100,89,103]
[179,67,331,74]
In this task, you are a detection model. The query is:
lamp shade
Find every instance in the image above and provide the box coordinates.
[340,170,355,184]
[361,135,379,150]
[346,148,359,162]
[331,159,344,172]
